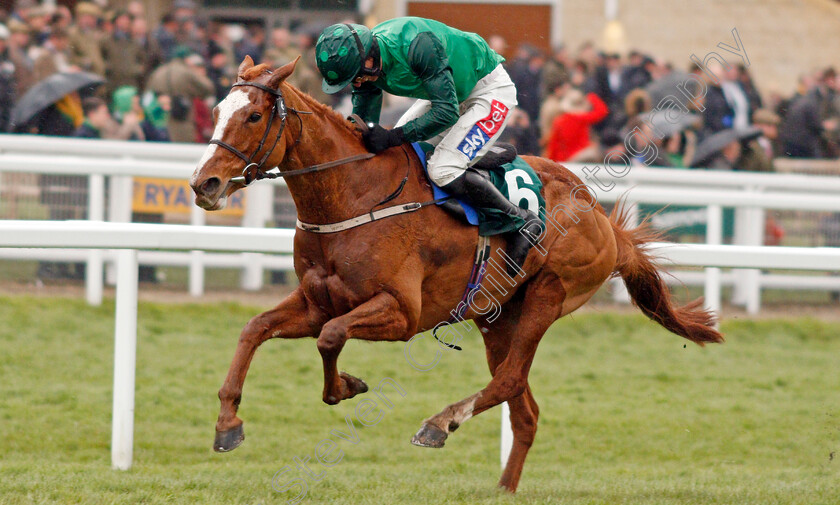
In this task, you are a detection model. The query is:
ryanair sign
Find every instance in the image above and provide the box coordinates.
[132,177,245,216]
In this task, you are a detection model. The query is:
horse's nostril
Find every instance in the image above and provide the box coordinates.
[199,177,222,196]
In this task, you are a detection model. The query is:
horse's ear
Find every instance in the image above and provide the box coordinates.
[237,56,255,81]
[268,56,301,89]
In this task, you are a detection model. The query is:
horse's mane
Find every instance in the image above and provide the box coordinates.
[241,64,361,139]
[282,83,362,139]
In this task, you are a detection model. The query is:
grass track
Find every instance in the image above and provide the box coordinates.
[0,295,838,504]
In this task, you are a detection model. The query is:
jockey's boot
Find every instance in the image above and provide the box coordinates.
[442,169,544,276]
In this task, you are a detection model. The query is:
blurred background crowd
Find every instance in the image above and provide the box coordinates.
[0,0,837,290]
[0,0,837,175]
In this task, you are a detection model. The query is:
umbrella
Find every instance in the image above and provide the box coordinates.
[11,72,104,127]
[645,70,694,106]
[644,110,701,138]
[689,127,762,168]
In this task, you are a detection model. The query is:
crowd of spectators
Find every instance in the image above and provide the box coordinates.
[3,4,839,278]
[493,39,840,172]
[0,0,332,145]
[0,2,838,172]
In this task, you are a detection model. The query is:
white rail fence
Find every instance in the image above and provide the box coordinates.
[2,135,840,313]
[1,220,839,471]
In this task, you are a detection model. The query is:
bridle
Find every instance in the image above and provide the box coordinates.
[208,80,373,187]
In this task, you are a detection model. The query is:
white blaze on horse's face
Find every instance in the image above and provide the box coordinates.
[192,89,253,187]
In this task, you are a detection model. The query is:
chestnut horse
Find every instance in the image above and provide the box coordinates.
[190,56,723,492]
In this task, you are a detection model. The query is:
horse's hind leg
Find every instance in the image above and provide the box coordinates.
[481,307,541,492]
[411,272,564,467]
[215,288,324,452]
[499,386,539,492]
[476,302,540,492]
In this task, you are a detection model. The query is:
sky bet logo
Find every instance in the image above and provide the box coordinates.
[457,100,509,160]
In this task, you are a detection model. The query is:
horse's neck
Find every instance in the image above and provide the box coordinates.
[280,88,416,224]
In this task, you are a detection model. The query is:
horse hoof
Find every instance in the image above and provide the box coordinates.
[214,423,245,453]
[340,371,368,396]
[410,423,448,448]
[323,373,368,405]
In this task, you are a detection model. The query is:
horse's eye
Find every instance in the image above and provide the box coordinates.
[248,113,262,123]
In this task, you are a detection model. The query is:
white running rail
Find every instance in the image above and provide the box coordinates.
[1,220,838,471]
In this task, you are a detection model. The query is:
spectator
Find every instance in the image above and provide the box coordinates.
[751,108,782,161]
[132,15,164,81]
[146,45,213,142]
[486,34,507,58]
[67,2,105,76]
[151,12,178,62]
[499,107,540,156]
[206,41,233,103]
[126,1,146,21]
[101,10,146,96]
[507,44,544,124]
[720,62,752,130]
[76,95,143,140]
[780,68,839,158]
[538,82,569,141]
[140,90,172,141]
[74,96,112,138]
[32,27,78,82]
[233,22,264,64]
[263,27,298,68]
[24,5,51,45]
[700,60,736,136]
[622,50,653,91]
[0,24,15,132]
[112,85,169,142]
[544,89,609,162]
[184,53,213,142]
[587,52,630,146]
[737,64,763,113]
[540,45,570,99]
[6,19,35,96]
[624,88,652,119]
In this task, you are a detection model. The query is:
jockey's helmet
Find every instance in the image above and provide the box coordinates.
[316,23,373,94]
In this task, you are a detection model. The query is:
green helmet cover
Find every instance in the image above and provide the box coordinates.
[316,23,372,94]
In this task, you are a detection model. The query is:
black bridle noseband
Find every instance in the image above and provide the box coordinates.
[210,81,308,186]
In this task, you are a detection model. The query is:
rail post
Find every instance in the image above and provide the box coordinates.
[111,248,138,470]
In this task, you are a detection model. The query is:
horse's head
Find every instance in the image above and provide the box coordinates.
[191,56,299,210]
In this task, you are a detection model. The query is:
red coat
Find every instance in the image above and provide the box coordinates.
[545,93,609,162]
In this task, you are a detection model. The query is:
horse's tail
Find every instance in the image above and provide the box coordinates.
[609,201,724,346]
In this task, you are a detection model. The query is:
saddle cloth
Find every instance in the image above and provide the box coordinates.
[410,142,546,236]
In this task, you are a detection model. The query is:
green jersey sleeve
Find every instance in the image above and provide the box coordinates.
[400,32,459,141]
[351,82,384,125]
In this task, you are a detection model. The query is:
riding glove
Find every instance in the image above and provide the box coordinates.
[363,124,406,153]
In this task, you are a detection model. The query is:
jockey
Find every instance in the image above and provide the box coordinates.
[315,17,543,275]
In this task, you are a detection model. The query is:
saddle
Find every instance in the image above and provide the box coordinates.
[438,143,518,224]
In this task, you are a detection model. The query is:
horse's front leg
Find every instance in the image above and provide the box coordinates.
[317,292,409,405]
[214,288,324,452]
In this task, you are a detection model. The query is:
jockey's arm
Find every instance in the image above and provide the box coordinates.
[351,83,383,124]
[400,32,459,142]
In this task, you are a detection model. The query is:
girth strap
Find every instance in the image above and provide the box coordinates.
[433,235,492,351]
[296,196,450,233]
